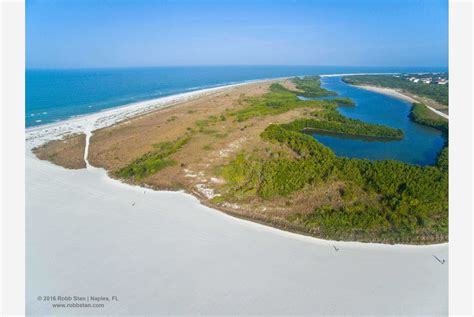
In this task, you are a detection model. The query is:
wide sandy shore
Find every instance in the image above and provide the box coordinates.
[26,78,448,315]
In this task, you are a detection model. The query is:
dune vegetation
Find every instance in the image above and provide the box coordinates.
[218,122,447,242]
[215,76,448,243]
[115,133,192,180]
[85,75,448,244]
[283,103,404,140]
[230,81,402,139]
[290,76,338,97]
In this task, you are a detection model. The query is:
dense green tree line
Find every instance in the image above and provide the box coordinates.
[436,147,448,172]
[282,118,403,140]
[232,79,402,140]
[409,103,448,133]
[283,98,403,139]
[221,122,448,242]
[220,76,448,242]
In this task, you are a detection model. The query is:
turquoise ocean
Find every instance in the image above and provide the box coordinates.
[26,66,447,165]
[26,66,445,127]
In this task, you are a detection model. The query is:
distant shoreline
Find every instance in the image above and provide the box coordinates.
[353,84,449,120]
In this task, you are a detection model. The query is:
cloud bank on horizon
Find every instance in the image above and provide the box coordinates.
[26,0,448,69]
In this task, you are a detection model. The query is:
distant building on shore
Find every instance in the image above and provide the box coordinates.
[404,73,448,85]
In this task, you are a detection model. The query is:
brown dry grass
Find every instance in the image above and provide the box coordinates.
[398,90,449,115]
[281,79,303,92]
[88,80,307,195]
[89,81,273,171]
[33,133,86,169]
[35,79,348,236]
[30,79,447,243]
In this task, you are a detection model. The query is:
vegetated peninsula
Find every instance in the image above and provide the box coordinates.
[33,76,448,244]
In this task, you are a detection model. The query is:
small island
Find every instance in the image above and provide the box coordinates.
[33,76,448,244]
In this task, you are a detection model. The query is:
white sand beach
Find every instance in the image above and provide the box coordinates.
[26,81,448,315]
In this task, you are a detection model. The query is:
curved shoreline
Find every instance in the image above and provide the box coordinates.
[26,74,446,247]
[26,152,448,315]
[26,72,402,132]
[353,84,449,120]
[26,78,276,150]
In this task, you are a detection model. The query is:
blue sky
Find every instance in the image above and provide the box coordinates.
[26,0,448,69]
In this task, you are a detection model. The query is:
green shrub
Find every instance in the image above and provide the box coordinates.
[230,77,339,122]
[291,76,337,97]
[333,97,356,106]
[282,118,403,139]
[115,134,191,180]
[221,113,448,240]
[409,103,448,133]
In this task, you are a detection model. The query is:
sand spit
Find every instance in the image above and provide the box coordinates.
[26,78,448,315]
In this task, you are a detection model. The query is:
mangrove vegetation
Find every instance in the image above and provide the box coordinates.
[409,103,448,133]
[218,76,448,243]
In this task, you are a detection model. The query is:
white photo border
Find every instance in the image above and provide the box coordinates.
[1,0,473,316]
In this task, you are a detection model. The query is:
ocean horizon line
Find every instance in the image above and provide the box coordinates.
[26,64,449,71]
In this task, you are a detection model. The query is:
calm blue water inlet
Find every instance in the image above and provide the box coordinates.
[308,76,446,166]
